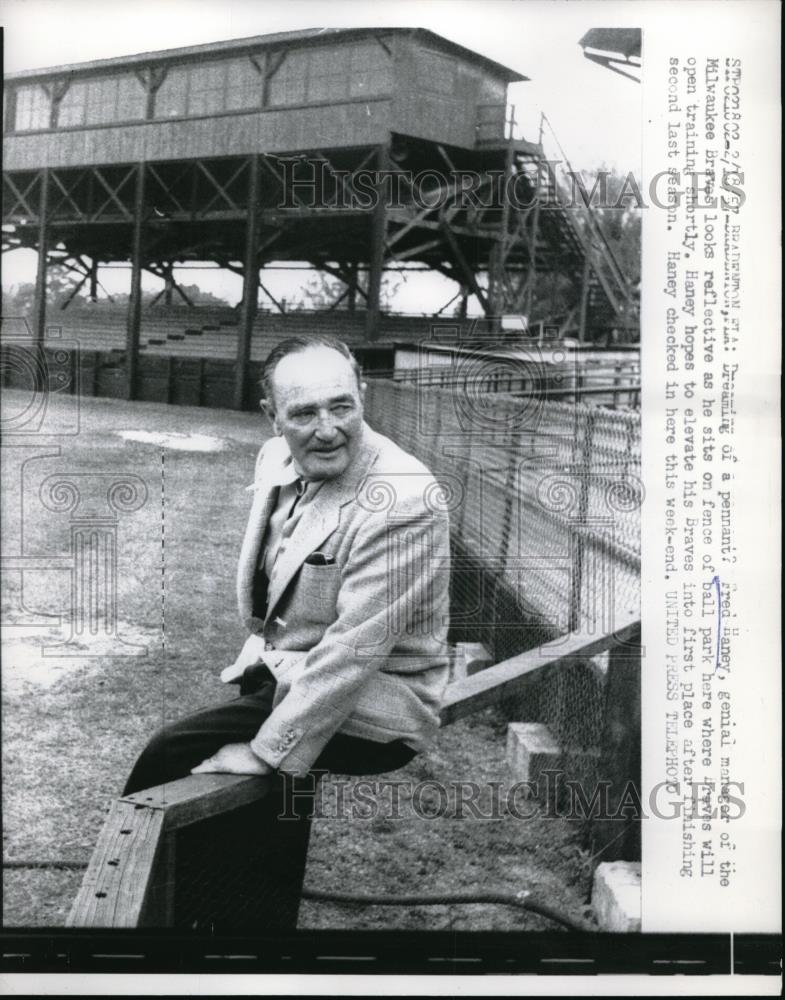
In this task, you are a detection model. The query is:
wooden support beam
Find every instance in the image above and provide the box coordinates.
[346,261,358,312]
[66,798,166,928]
[164,266,174,307]
[67,773,273,928]
[234,154,260,411]
[440,616,641,726]
[313,260,369,302]
[125,163,146,400]
[526,115,545,320]
[439,220,489,314]
[590,622,642,860]
[172,277,194,308]
[258,275,286,315]
[326,282,353,312]
[578,256,591,344]
[32,169,49,346]
[487,132,516,320]
[59,270,89,311]
[433,287,462,317]
[459,284,469,318]
[365,143,388,342]
[89,258,99,302]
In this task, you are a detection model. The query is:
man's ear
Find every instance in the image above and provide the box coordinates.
[260,399,281,435]
[359,381,367,405]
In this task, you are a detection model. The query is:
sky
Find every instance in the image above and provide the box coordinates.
[0,0,642,309]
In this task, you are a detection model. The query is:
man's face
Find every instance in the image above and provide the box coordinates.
[266,346,366,481]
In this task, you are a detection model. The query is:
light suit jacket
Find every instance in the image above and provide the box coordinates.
[235,423,451,776]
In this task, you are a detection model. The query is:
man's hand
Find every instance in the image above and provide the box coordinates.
[220,633,269,684]
[191,743,273,776]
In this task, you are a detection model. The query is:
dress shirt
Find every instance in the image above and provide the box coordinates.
[259,465,324,582]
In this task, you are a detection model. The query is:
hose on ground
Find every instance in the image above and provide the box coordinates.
[3,861,593,931]
[301,887,593,932]
[3,860,88,870]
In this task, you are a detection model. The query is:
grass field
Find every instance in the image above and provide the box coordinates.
[1,390,593,931]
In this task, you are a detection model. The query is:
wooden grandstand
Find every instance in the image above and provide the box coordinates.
[3,26,638,409]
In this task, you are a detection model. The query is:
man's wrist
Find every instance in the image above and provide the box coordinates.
[248,742,275,771]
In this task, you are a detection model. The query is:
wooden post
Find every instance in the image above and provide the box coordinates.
[458,284,468,319]
[347,261,357,313]
[487,113,516,325]
[592,624,642,861]
[125,162,146,401]
[197,358,205,407]
[364,143,388,342]
[526,115,545,322]
[164,266,174,307]
[67,772,273,928]
[234,155,260,411]
[578,257,591,345]
[32,169,49,346]
[89,259,99,302]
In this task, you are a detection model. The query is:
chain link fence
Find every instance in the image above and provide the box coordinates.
[363,375,641,856]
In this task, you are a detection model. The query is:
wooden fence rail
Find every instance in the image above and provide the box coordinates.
[68,616,640,928]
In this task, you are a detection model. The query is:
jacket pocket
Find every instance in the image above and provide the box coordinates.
[296,562,341,623]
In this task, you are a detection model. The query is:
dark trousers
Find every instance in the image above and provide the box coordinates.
[123,664,416,931]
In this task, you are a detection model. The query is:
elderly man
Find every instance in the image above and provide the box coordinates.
[123,335,451,929]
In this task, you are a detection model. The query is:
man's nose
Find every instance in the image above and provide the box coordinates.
[314,412,339,439]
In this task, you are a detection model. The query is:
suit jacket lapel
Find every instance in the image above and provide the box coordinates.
[263,427,381,625]
[236,437,292,627]
[263,484,342,622]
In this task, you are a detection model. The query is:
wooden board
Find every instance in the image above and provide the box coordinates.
[122,772,271,831]
[66,799,165,928]
[68,774,272,927]
[439,616,641,726]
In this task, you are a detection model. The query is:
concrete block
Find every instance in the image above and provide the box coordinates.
[506,722,561,793]
[592,861,641,932]
[587,649,610,683]
[460,641,493,676]
[448,642,492,681]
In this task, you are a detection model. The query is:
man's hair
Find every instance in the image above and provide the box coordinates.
[259,335,362,407]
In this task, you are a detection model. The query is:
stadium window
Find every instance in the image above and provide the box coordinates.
[269,43,389,106]
[154,67,189,118]
[348,42,393,98]
[306,45,347,102]
[57,80,89,127]
[154,58,261,118]
[225,57,263,110]
[84,74,146,125]
[14,84,51,131]
[116,75,148,120]
[268,50,308,106]
[187,62,226,115]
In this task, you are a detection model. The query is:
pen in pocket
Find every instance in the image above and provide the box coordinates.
[306,552,335,565]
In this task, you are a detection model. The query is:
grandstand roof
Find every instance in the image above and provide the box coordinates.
[5,26,528,84]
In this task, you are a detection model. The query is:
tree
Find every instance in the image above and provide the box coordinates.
[2,264,91,316]
[290,269,401,311]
